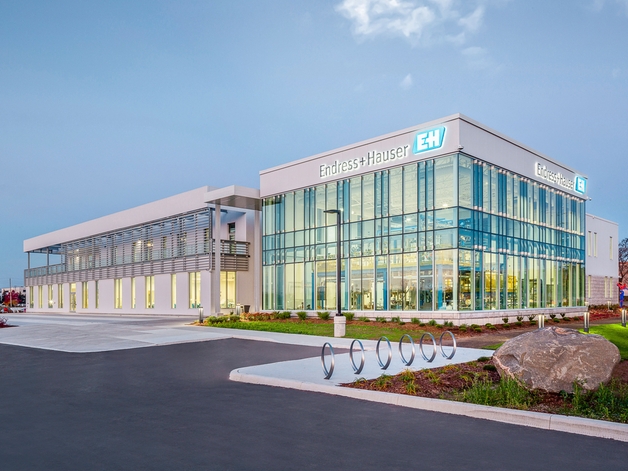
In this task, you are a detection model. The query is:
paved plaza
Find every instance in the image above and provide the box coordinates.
[0,313,627,470]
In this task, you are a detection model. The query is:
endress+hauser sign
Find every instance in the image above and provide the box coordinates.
[319,126,447,179]
[535,162,586,195]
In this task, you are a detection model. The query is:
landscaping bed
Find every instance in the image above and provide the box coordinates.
[344,357,628,424]
[198,308,621,341]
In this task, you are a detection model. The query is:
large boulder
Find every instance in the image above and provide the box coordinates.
[492,327,620,393]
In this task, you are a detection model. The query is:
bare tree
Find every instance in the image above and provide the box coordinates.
[619,237,628,283]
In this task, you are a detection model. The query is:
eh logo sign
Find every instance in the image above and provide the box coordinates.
[575,176,586,194]
[413,127,446,154]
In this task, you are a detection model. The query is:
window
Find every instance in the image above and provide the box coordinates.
[81,282,88,309]
[95,281,99,309]
[131,277,136,308]
[114,279,122,309]
[594,232,598,257]
[587,275,591,298]
[58,284,64,309]
[171,274,177,309]
[587,231,592,256]
[189,272,201,308]
[220,271,236,309]
[38,286,43,309]
[145,276,155,308]
[48,285,53,308]
[610,236,613,260]
[29,286,34,308]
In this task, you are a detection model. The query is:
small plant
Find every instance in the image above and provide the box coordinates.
[391,316,401,323]
[473,327,482,332]
[515,321,523,327]
[527,314,536,322]
[400,369,415,382]
[470,324,480,329]
[411,318,421,324]
[502,317,509,324]
[343,312,355,321]
[553,318,560,323]
[502,323,510,329]
[459,326,467,332]
[559,312,566,319]
[405,381,417,395]
[516,316,523,322]
[317,311,330,320]
[444,321,454,328]
[296,311,307,321]
[375,316,387,323]
[477,356,491,362]
[428,319,438,326]
[549,313,556,320]
[424,370,441,384]
[483,364,497,371]
[488,325,497,330]
[419,322,426,327]
[485,323,493,328]
[374,374,393,390]
[358,316,370,322]
[276,311,291,319]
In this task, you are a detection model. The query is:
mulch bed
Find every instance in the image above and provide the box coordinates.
[344,357,628,416]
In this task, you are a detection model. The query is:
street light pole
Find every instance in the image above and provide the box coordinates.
[324,209,345,337]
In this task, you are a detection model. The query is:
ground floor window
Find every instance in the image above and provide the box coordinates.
[263,250,584,312]
[58,284,64,309]
[114,279,122,309]
[29,286,34,308]
[145,276,155,308]
[38,286,43,309]
[220,271,236,309]
[95,281,99,309]
[171,274,177,309]
[48,285,53,308]
[131,277,136,309]
[82,282,88,309]
[189,272,201,308]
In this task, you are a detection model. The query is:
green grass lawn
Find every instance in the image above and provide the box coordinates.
[204,320,429,341]
[582,324,628,359]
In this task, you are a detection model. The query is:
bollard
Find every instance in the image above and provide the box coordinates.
[198,306,204,323]
[538,314,545,329]
[622,309,626,328]
[584,310,590,333]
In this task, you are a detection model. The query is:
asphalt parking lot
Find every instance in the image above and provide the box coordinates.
[1,338,626,471]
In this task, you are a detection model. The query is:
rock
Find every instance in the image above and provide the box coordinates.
[492,327,621,393]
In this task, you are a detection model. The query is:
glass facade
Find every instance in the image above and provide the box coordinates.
[262,154,586,313]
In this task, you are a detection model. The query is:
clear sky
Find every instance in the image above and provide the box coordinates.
[1,0,627,286]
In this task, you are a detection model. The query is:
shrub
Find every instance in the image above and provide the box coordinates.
[358,316,370,322]
[515,321,523,327]
[411,318,421,324]
[483,364,497,371]
[502,323,510,329]
[317,311,330,320]
[473,327,482,332]
[428,319,438,326]
[488,325,497,330]
[516,316,523,322]
[553,318,560,323]
[470,324,480,329]
[527,314,536,322]
[375,316,387,323]
[296,311,307,321]
[444,321,454,328]
[391,316,401,323]
[343,312,355,321]
[559,312,566,319]
[549,313,556,320]
[459,326,467,332]
[502,317,509,324]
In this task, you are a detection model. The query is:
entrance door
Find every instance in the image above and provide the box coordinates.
[69,283,77,312]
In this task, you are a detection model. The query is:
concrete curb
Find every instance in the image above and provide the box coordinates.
[230,369,628,443]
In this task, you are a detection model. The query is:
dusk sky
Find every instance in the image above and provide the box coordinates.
[2,0,627,286]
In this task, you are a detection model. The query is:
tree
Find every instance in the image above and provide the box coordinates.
[619,237,628,283]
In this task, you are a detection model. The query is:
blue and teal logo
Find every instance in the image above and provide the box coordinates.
[575,176,586,194]
[413,126,446,154]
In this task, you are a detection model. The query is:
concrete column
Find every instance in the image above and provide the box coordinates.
[254,209,261,312]
[212,204,222,315]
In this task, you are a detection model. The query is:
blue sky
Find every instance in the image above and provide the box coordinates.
[1,0,627,286]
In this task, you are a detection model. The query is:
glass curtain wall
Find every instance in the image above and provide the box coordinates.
[263,153,586,312]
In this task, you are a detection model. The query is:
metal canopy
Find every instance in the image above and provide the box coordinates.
[204,185,261,211]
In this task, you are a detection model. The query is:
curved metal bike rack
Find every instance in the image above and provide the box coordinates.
[349,339,365,374]
[376,336,392,370]
[398,333,416,366]
[419,332,437,363]
[321,342,335,380]
[439,330,457,360]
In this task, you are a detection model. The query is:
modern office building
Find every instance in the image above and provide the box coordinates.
[585,214,619,306]
[260,114,594,323]
[24,186,261,316]
[24,114,619,322]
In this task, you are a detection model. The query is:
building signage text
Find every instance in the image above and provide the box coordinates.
[319,145,409,179]
[534,162,584,193]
